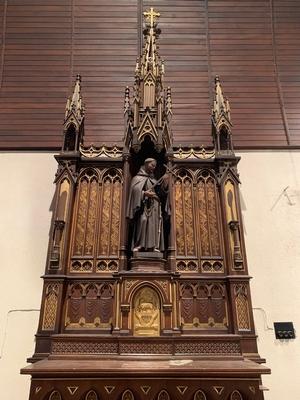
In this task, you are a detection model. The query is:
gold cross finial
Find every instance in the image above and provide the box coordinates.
[143,7,160,27]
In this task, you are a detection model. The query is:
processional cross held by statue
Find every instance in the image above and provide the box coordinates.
[148,164,179,192]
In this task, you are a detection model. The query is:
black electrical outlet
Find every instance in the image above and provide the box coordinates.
[274,322,295,339]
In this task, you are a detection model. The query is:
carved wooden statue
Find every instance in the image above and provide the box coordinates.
[22,8,270,400]
[127,158,169,254]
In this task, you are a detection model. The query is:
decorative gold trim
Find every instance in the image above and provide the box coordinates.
[67,387,78,395]
[213,386,224,395]
[65,316,112,329]
[140,386,151,395]
[104,386,115,394]
[173,146,215,160]
[80,144,122,159]
[177,386,188,395]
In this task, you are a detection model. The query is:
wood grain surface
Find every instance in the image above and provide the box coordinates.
[0,0,299,149]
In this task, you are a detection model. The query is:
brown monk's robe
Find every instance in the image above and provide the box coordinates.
[127,167,165,251]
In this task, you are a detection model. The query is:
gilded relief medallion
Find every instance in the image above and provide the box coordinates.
[133,287,160,336]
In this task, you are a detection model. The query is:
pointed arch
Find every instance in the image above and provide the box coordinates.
[56,177,71,221]
[63,123,77,151]
[219,125,231,152]
[122,389,135,400]
[133,286,160,336]
[48,390,62,400]
[230,390,243,400]
[179,282,195,325]
[157,389,170,400]
[193,389,207,400]
[210,283,228,328]
[85,390,99,400]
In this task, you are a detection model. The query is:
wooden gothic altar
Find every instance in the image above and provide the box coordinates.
[22,9,270,400]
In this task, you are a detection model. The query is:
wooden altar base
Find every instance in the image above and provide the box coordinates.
[22,357,270,400]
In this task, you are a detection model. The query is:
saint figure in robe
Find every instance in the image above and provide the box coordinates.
[127,158,169,252]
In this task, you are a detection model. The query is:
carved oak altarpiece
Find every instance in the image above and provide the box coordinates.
[22,9,270,400]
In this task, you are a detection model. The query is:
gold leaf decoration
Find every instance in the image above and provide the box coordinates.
[74,179,88,255]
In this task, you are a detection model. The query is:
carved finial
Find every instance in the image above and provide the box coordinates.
[143,7,160,28]
[65,74,85,123]
[124,86,130,115]
[211,75,234,154]
[62,74,85,152]
[166,87,172,118]
[212,75,231,125]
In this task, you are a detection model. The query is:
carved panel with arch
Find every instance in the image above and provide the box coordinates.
[69,167,123,273]
[64,282,114,330]
[179,282,228,331]
[174,168,224,273]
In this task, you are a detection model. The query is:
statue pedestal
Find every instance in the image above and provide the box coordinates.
[130,253,166,272]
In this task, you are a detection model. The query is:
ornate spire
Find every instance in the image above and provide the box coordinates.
[124,9,172,153]
[62,74,85,152]
[64,74,85,128]
[211,76,234,155]
[212,76,231,129]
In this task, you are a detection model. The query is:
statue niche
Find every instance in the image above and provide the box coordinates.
[133,286,160,336]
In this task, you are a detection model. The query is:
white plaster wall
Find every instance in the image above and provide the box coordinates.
[237,151,300,400]
[0,151,299,400]
[0,152,57,400]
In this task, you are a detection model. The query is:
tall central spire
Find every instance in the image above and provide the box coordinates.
[141,8,162,79]
[124,9,172,153]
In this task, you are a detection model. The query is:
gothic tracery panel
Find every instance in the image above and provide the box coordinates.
[42,284,59,330]
[174,169,223,273]
[98,169,122,258]
[234,285,251,331]
[197,173,222,258]
[70,168,122,273]
[174,170,196,259]
[73,170,98,257]
[64,282,114,330]
[179,282,228,330]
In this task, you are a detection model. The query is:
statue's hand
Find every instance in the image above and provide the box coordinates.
[144,190,159,200]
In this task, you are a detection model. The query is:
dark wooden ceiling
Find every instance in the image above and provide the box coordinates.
[0,0,299,149]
